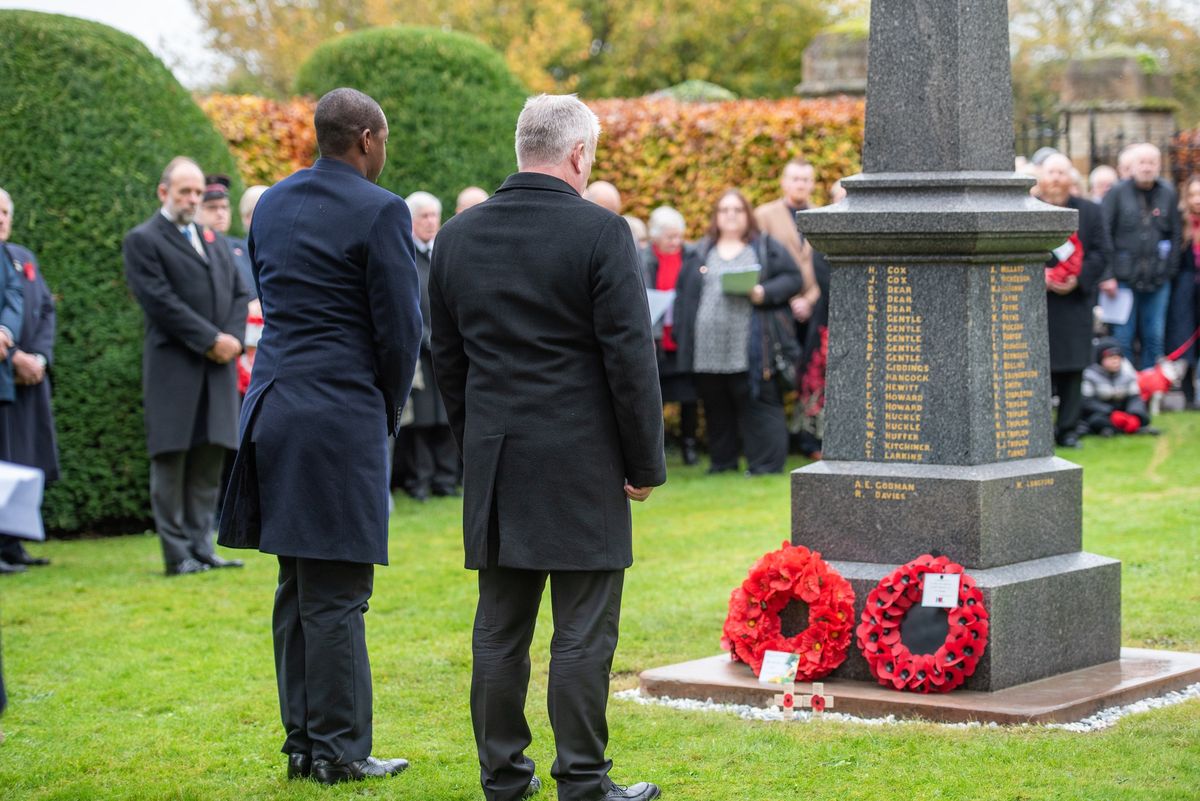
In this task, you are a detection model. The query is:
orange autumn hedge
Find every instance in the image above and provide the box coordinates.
[589,97,864,237]
[200,94,865,235]
[199,94,317,187]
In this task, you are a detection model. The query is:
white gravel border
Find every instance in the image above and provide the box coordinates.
[613,682,1200,732]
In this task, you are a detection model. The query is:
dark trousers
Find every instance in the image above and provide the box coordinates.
[403,425,459,494]
[149,444,226,568]
[694,371,788,474]
[1051,370,1083,442]
[273,556,374,763]
[0,535,31,562]
[472,563,624,801]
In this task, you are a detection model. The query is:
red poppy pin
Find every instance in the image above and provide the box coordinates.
[203,228,216,244]
[811,694,826,712]
[24,261,36,281]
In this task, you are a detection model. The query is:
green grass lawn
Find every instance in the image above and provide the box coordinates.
[2,413,1198,800]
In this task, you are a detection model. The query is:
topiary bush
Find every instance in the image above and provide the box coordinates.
[295,26,528,210]
[0,11,242,533]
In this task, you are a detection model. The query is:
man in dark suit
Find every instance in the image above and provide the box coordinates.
[218,88,422,785]
[0,186,57,569]
[430,94,667,801]
[124,157,250,576]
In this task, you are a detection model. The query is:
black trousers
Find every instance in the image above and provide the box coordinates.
[694,371,788,474]
[149,444,226,568]
[1051,370,1083,442]
[471,562,624,801]
[273,556,375,763]
[403,424,459,494]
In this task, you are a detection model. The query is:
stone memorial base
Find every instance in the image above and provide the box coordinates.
[793,458,1083,568]
[827,553,1121,690]
[637,649,1200,724]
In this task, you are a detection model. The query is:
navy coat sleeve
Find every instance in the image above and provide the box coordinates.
[123,228,221,355]
[365,196,422,435]
[590,216,667,489]
[0,245,23,342]
[428,253,467,452]
[218,235,251,343]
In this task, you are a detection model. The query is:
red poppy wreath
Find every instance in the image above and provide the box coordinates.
[721,542,856,680]
[855,554,989,693]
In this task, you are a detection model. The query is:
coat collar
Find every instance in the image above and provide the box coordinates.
[496,172,582,197]
[152,212,213,267]
[313,156,369,180]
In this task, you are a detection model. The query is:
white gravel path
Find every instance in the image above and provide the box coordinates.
[613,682,1200,732]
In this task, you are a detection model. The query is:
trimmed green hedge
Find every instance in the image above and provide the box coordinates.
[0,11,242,533]
[295,26,528,210]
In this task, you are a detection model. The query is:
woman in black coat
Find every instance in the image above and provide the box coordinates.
[672,189,805,474]
[1038,155,1113,446]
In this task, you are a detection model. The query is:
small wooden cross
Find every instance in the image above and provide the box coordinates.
[772,682,797,721]
[799,682,835,717]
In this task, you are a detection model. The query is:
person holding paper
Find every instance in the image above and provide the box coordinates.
[672,189,803,475]
[430,94,666,801]
[1036,154,1113,447]
[641,206,699,465]
[1101,143,1181,369]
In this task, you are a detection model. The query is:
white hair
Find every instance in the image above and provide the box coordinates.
[0,187,11,212]
[406,191,442,216]
[239,185,269,221]
[515,94,600,170]
[647,206,686,239]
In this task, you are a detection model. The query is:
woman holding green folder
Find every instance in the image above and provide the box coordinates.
[672,189,805,475]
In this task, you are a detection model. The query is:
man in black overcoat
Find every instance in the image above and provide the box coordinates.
[217,88,422,785]
[1037,154,1113,446]
[0,187,58,567]
[124,157,250,576]
[430,94,667,801]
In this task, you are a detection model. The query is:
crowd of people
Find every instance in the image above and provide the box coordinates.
[1032,142,1200,445]
[1,140,1199,577]
[1,86,1199,797]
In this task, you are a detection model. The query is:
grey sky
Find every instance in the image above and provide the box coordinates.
[0,0,228,87]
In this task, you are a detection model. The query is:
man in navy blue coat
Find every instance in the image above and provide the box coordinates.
[218,88,422,785]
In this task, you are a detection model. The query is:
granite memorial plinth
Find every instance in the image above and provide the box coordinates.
[638,1,1133,719]
[787,0,1121,690]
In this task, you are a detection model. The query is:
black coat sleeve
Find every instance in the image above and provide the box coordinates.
[1077,200,1113,295]
[591,217,667,488]
[0,244,23,342]
[759,236,805,305]
[365,197,422,435]
[428,254,467,453]
[123,229,221,354]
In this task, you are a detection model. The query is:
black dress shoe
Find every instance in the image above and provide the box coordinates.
[287,753,312,780]
[602,782,661,800]
[522,776,543,799]
[311,755,409,785]
[407,486,430,502]
[0,559,27,575]
[165,557,210,576]
[196,553,244,569]
[432,485,462,497]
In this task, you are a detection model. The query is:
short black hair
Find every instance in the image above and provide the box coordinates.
[314,88,387,157]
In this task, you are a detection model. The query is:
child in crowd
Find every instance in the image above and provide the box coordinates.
[1079,338,1156,437]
